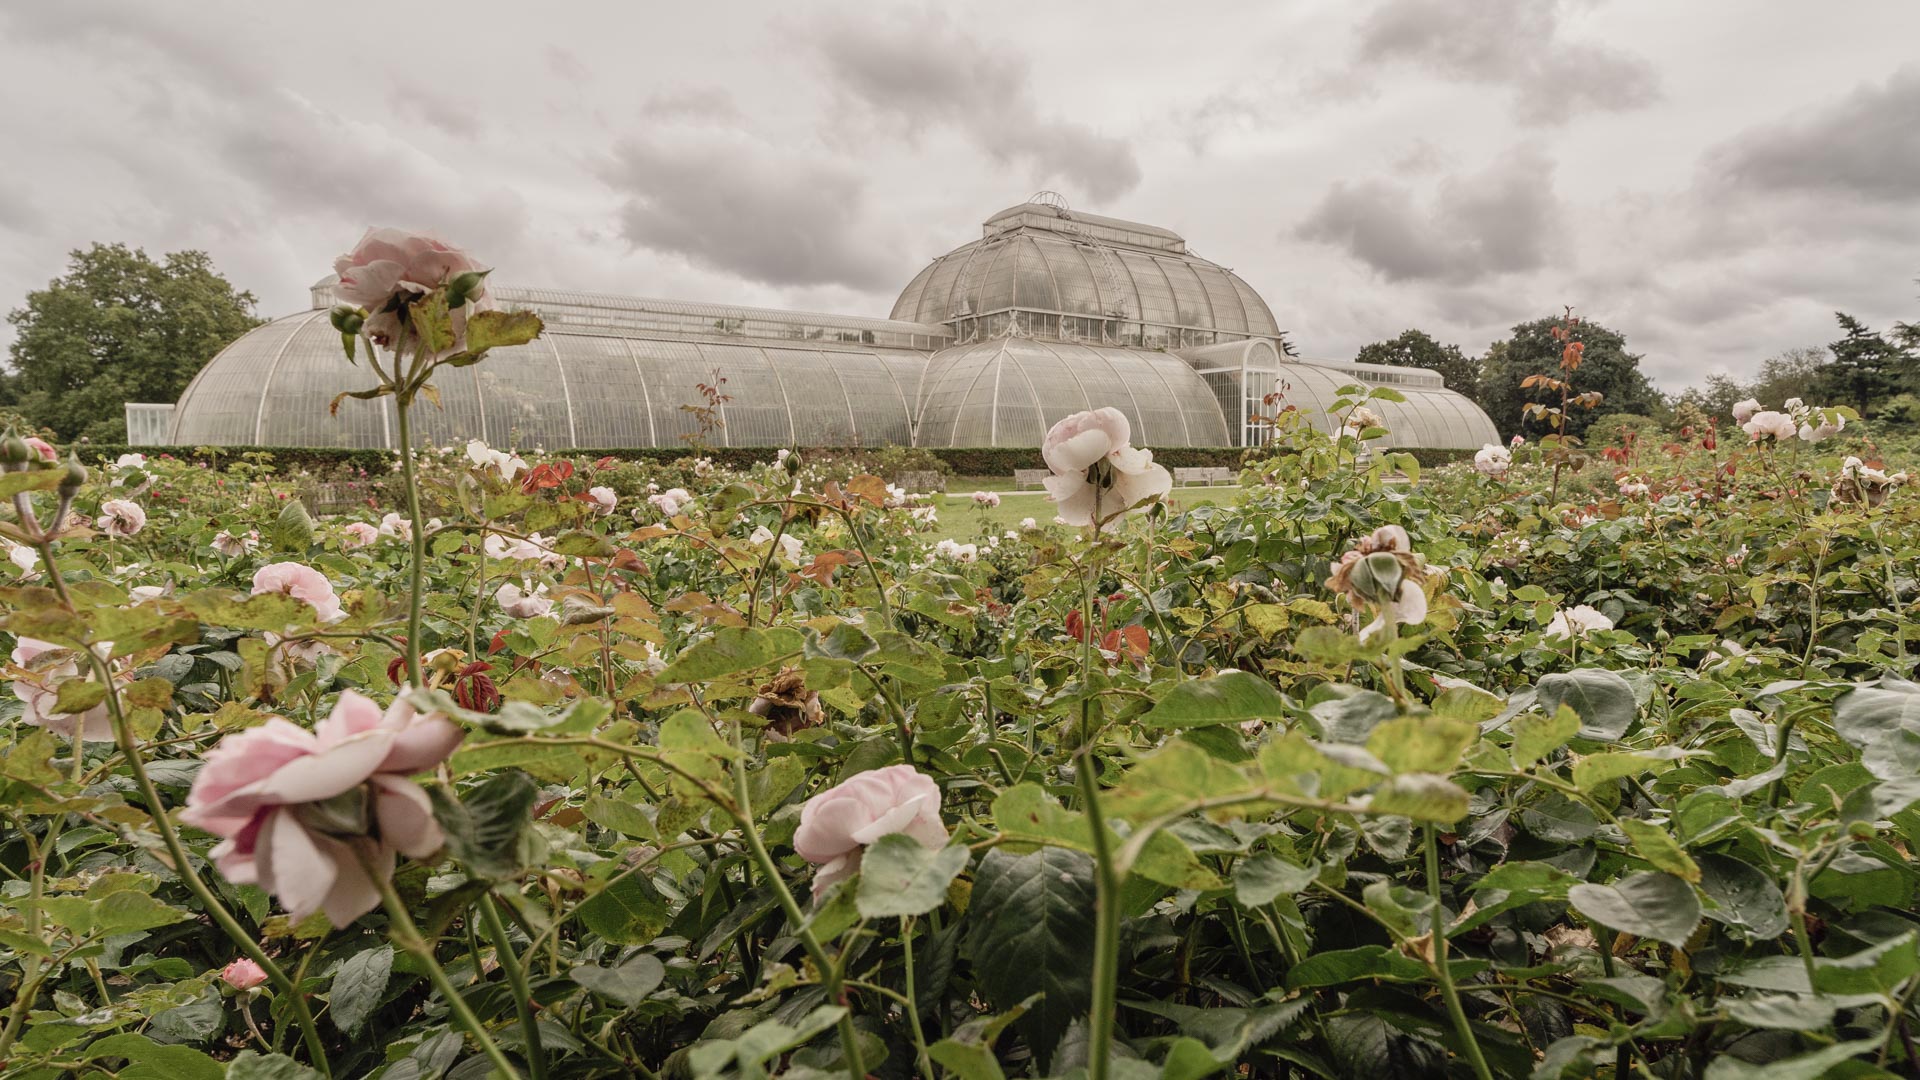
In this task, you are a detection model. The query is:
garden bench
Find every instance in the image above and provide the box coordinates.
[1013,469,1050,490]
[1174,466,1234,486]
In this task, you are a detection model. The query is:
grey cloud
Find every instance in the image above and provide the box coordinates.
[1351,0,1660,125]
[1709,65,1920,202]
[1295,150,1561,284]
[389,79,483,138]
[599,136,900,292]
[812,11,1141,203]
[643,88,743,124]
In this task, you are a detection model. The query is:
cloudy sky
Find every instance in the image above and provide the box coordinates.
[1,0,1917,389]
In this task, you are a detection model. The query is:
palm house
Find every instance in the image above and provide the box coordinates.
[152,197,1498,452]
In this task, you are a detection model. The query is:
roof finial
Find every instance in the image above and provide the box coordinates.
[1028,190,1070,213]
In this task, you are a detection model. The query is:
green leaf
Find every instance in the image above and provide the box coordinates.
[1139,670,1287,729]
[856,835,969,919]
[1307,688,1398,743]
[328,945,393,1036]
[1700,1039,1880,1080]
[584,795,657,839]
[578,871,672,946]
[1232,854,1318,908]
[1697,854,1789,941]
[225,1051,325,1080]
[462,308,544,352]
[0,467,65,498]
[657,626,801,683]
[1618,819,1700,881]
[1723,994,1840,1031]
[1365,773,1469,823]
[1366,714,1476,774]
[965,847,1095,1072]
[1536,668,1638,741]
[92,890,188,934]
[1832,681,1920,749]
[1813,931,1920,996]
[273,499,314,552]
[83,1034,224,1080]
[1511,704,1580,768]
[571,954,666,1007]
[1571,747,1689,791]
[51,679,108,715]
[429,769,538,880]
[1568,872,1702,946]
[1286,944,1487,988]
[1455,861,1579,933]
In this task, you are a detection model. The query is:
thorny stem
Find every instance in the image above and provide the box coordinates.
[391,322,426,687]
[1424,826,1494,1080]
[1078,749,1122,1080]
[367,859,524,1080]
[481,892,547,1080]
[900,916,937,1080]
[80,648,333,1074]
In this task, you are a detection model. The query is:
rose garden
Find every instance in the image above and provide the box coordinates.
[2,231,1918,1080]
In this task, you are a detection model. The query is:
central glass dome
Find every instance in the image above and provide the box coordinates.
[892,200,1283,350]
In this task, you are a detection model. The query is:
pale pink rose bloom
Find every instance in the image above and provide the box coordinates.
[1473,444,1510,477]
[23,437,56,463]
[252,562,346,624]
[794,764,947,901]
[10,637,117,741]
[1039,408,1171,530]
[1545,604,1614,639]
[341,522,379,550]
[1731,398,1761,423]
[495,580,553,618]
[970,490,1001,508]
[587,486,618,516]
[129,585,166,603]
[212,530,259,558]
[333,228,489,310]
[649,488,692,517]
[377,513,413,541]
[1509,434,1525,448]
[98,499,146,538]
[465,440,526,483]
[179,689,462,927]
[220,958,269,990]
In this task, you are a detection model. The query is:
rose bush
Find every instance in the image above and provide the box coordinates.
[4,259,1917,1080]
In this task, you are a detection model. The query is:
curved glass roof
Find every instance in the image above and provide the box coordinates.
[916,338,1230,448]
[166,202,1499,453]
[892,204,1282,345]
[169,305,927,450]
[1273,362,1500,450]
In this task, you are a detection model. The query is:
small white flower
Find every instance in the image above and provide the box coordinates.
[211,529,259,558]
[1741,410,1798,442]
[587,486,618,516]
[129,585,166,603]
[114,453,147,470]
[495,580,553,618]
[5,540,39,573]
[378,512,413,541]
[649,488,692,516]
[1731,398,1761,423]
[933,539,979,563]
[465,438,527,482]
[98,499,146,537]
[1544,604,1614,640]
[1473,444,1511,478]
[1019,517,1038,530]
[970,490,1001,508]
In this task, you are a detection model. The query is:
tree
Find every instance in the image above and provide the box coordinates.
[1477,313,1659,441]
[2,243,260,442]
[1352,328,1481,398]
[1747,346,1829,409]
[1812,312,1916,418]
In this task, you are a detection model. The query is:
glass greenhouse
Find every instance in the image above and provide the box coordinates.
[157,197,1499,451]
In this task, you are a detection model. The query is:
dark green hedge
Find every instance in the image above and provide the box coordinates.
[76,443,1474,474]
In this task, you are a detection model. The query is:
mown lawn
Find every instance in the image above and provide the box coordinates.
[922,485,1239,541]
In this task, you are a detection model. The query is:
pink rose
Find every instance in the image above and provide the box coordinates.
[98,499,146,538]
[179,689,463,927]
[333,228,489,311]
[252,562,346,624]
[794,764,947,901]
[220,958,268,990]
[587,486,617,516]
[23,437,56,463]
[1040,408,1171,530]
[341,522,379,550]
[9,637,118,741]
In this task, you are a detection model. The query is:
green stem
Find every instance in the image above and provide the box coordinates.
[900,916,936,1080]
[1078,751,1122,1080]
[1424,827,1493,1080]
[368,861,523,1079]
[725,709,866,1080]
[480,893,547,1080]
[393,352,425,688]
[84,651,332,1075]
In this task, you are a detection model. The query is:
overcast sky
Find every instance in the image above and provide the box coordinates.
[2,0,1917,389]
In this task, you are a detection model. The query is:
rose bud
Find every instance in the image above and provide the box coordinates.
[329,305,366,335]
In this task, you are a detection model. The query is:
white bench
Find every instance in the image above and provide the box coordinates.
[1174,466,1235,487]
[1013,469,1051,490]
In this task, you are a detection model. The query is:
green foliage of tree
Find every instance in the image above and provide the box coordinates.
[1478,315,1659,440]
[1813,312,1918,418]
[2,243,260,442]
[1353,328,1481,398]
